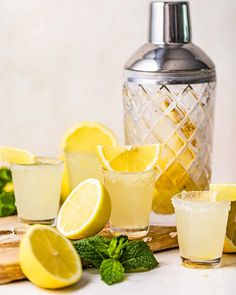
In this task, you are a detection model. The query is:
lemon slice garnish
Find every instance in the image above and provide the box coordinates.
[97,144,160,172]
[0,146,35,164]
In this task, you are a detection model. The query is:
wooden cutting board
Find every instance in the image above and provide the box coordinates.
[0,215,178,284]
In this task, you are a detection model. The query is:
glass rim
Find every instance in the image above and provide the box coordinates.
[102,167,157,176]
[172,190,230,205]
[10,156,63,167]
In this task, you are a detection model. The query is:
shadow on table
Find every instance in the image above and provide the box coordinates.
[45,275,91,293]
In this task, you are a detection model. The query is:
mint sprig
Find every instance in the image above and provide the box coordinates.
[107,235,129,259]
[73,235,159,285]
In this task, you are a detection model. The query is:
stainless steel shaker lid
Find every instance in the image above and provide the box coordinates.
[125,1,216,82]
[149,1,191,44]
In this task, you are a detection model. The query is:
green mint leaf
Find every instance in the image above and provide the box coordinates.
[107,235,129,259]
[73,236,110,268]
[100,259,125,285]
[0,168,12,183]
[120,240,159,272]
[0,192,17,217]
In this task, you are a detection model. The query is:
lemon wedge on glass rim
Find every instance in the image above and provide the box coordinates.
[210,183,236,253]
[97,144,160,172]
[0,146,35,164]
[210,183,236,202]
[57,178,111,239]
[19,225,82,289]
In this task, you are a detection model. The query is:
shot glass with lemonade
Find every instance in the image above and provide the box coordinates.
[61,122,117,190]
[0,147,63,225]
[11,157,63,225]
[172,184,236,269]
[97,144,160,238]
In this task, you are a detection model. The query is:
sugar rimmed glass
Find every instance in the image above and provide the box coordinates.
[172,191,230,268]
[103,168,156,238]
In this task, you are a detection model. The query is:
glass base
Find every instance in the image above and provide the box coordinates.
[19,217,56,226]
[181,256,221,269]
[110,225,149,239]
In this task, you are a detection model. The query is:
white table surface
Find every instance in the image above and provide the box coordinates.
[1,249,236,295]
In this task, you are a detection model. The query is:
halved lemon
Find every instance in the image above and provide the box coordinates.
[57,178,111,239]
[19,225,82,289]
[97,144,160,172]
[210,184,236,253]
[61,122,117,153]
[0,146,35,164]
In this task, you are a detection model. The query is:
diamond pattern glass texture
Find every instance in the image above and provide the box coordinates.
[123,82,216,214]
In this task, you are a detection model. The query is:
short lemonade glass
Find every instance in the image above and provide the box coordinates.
[11,157,63,225]
[103,168,156,238]
[172,191,230,268]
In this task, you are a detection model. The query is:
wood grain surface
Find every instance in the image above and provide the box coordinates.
[0,215,178,284]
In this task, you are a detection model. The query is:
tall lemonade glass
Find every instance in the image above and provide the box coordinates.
[172,191,230,268]
[11,157,63,225]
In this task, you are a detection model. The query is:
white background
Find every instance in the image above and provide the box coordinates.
[0,0,235,181]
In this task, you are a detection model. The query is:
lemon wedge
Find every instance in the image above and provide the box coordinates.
[97,144,160,172]
[57,178,111,239]
[210,184,236,252]
[61,122,117,153]
[0,146,35,164]
[19,225,82,289]
[210,183,236,201]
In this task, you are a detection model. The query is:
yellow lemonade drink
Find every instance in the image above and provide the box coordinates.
[11,158,63,224]
[103,169,156,238]
[172,191,230,268]
[65,152,103,190]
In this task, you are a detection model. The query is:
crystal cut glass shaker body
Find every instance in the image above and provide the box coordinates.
[123,1,216,214]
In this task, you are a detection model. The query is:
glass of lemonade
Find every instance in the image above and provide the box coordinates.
[65,152,102,190]
[103,168,156,238]
[11,157,63,225]
[172,191,230,268]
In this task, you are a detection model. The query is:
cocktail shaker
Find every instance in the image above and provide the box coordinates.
[123,1,216,214]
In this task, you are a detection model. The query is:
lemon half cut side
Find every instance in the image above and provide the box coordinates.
[19,225,82,289]
[57,178,111,239]
[61,122,117,153]
[97,144,160,172]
